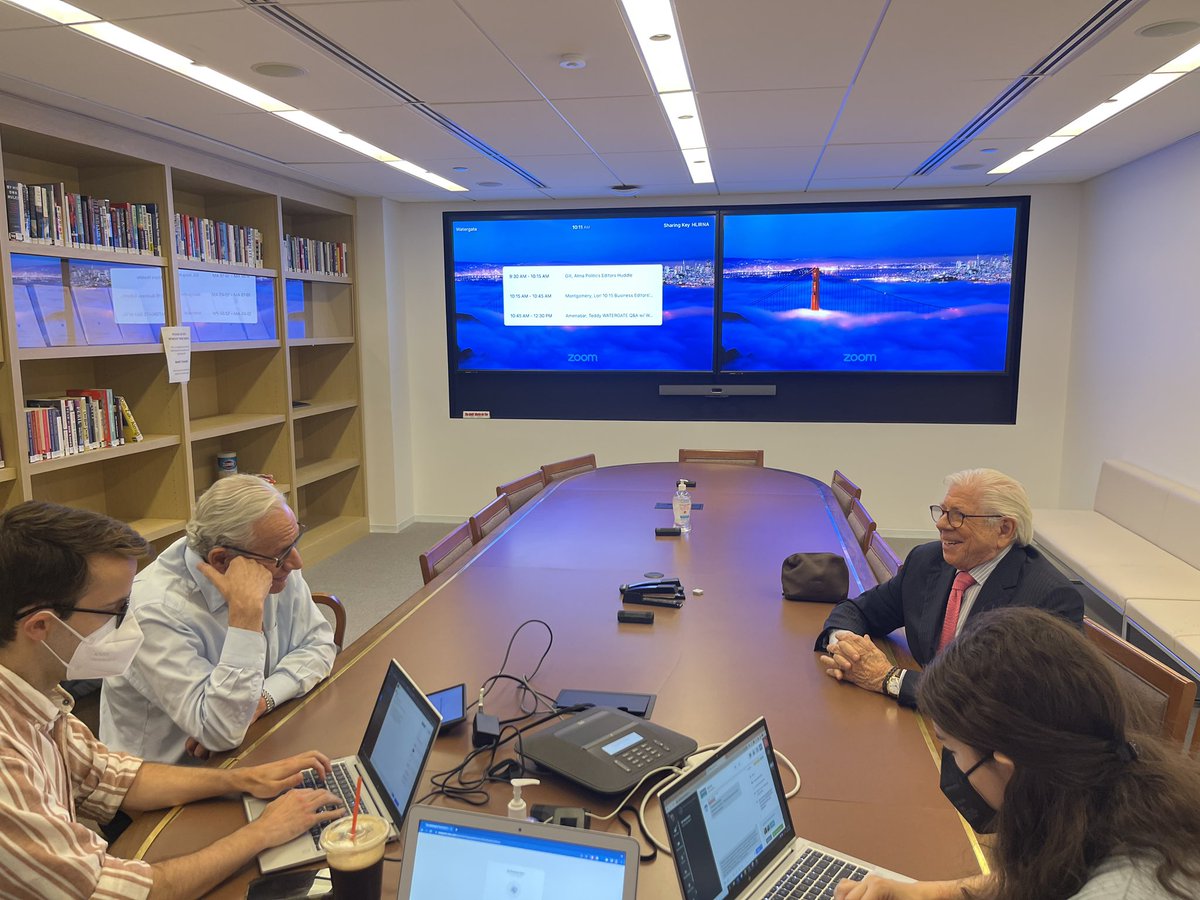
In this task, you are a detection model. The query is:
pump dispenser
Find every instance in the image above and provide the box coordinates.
[508,778,540,819]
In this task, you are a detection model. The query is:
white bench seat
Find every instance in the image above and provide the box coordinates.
[1124,599,1200,673]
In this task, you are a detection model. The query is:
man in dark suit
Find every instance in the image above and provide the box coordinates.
[816,468,1082,707]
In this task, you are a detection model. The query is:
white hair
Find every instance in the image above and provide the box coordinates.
[944,468,1033,546]
[186,475,287,559]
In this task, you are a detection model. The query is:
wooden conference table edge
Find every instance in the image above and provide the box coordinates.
[112,464,985,892]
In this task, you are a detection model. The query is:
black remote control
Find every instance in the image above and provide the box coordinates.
[655,526,682,536]
[623,594,684,608]
[617,609,654,624]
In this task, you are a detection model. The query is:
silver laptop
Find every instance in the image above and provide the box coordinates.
[243,659,441,873]
[397,804,641,899]
[660,718,912,900]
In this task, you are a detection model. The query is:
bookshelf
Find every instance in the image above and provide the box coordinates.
[0,119,369,565]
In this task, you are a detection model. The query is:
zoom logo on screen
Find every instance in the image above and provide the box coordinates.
[567,353,599,363]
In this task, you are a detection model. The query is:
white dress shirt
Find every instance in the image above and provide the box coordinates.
[99,536,336,763]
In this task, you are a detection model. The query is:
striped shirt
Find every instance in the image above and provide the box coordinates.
[0,664,152,899]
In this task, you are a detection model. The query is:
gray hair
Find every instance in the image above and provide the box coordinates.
[945,468,1033,546]
[186,475,287,559]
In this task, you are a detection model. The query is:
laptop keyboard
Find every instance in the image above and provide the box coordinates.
[300,762,377,848]
[763,848,868,900]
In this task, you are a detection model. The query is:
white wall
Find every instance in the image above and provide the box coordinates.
[1059,132,1200,507]
[359,185,1084,535]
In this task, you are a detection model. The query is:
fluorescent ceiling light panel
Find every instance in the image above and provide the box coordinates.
[70,21,194,70]
[1054,101,1121,136]
[384,160,468,191]
[188,67,294,113]
[272,109,345,141]
[988,136,1072,175]
[659,90,706,149]
[618,0,690,93]
[683,153,714,184]
[1109,71,1183,105]
[1156,39,1200,73]
[1,0,96,24]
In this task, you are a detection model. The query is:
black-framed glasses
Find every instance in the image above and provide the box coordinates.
[16,599,130,627]
[223,523,307,569]
[930,505,1004,529]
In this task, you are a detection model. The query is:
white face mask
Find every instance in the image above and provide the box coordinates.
[43,613,144,680]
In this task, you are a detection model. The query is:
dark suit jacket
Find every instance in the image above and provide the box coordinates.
[816,541,1083,707]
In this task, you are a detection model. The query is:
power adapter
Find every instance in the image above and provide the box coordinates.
[530,804,588,829]
[472,711,501,748]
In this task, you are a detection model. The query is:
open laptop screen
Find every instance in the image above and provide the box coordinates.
[357,661,440,827]
[405,816,634,899]
[661,719,795,900]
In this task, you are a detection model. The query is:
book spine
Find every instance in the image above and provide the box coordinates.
[118,395,144,442]
[5,180,23,240]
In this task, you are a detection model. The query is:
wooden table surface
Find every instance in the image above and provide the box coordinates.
[112,463,982,897]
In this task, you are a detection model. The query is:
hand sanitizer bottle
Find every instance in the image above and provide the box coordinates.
[508,778,539,819]
[673,480,692,533]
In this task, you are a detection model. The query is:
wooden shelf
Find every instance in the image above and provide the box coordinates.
[177,259,277,278]
[26,434,179,474]
[190,412,286,441]
[18,343,163,360]
[301,514,369,565]
[129,517,186,542]
[288,336,354,348]
[294,456,359,487]
[290,399,357,420]
[3,239,167,267]
[285,270,352,285]
[0,467,16,484]
[191,340,281,353]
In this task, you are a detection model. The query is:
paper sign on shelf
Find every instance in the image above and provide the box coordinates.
[161,326,191,384]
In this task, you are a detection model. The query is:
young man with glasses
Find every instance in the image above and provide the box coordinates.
[0,501,343,899]
[814,468,1082,707]
[101,475,336,763]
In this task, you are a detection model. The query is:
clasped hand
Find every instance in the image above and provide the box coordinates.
[820,631,892,693]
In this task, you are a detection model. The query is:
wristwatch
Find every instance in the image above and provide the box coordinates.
[883,667,905,699]
[261,689,276,714]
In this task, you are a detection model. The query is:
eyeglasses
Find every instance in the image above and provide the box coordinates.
[16,600,130,627]
[223,523,307,569]
[930,505,1004,529]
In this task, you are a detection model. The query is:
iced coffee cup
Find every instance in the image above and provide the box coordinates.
[319,814,388,899]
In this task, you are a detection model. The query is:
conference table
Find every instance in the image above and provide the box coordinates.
[112,463,984,897]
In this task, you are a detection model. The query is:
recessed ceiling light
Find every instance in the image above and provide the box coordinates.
[1137,20,1200,38]
[558,53,586,70]
[649,33,671,41]
[476,181,503,187]
[452,166,469,172]
[951,163,984,170]
[611,184,641,192]
[678,114,693,119]
[251,62,308,78]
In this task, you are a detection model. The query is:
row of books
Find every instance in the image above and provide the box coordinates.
[284,234,350,277]
[5,180,161,255]
[24,389,144,463]
[175,214,265,267]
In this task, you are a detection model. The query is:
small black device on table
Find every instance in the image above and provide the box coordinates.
[620,578,685,608]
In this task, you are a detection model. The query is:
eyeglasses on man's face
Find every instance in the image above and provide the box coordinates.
[929,505,1004,529]
[223,523,307,569]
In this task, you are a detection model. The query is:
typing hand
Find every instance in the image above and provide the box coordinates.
[820,632,892,693]
[236,751,334,799]
[248,788,344,849]
[197,556,273,632]
[835,875,949,899]
[184,737,212,761]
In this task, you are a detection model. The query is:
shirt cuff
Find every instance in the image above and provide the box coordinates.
[263,672,300,706]
[96,854,154,900]
[221,627,267,669]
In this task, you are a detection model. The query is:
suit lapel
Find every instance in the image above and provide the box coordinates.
[912,561,956,662]
[969,545,1025,617]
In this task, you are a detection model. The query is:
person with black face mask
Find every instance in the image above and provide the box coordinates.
[834,607,1200,900]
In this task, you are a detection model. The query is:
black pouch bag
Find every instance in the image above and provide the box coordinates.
[781,552,849,602]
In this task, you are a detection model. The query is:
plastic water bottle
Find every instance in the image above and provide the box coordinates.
[673,480,692,533]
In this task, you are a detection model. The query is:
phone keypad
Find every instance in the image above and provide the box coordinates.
[613,738,672,772]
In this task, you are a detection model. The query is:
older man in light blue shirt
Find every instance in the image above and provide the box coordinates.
[100,475,336,764]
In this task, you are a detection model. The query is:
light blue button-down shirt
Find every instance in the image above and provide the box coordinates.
[99,536,336,764]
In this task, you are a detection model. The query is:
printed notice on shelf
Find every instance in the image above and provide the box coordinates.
[179,270,257,323]
[502,265,662,326]
[161,326,191,384]
[111,267,167,324]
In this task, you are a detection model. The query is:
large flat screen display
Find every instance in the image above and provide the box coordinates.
[447,212,716,372]
[722,204,1019,372]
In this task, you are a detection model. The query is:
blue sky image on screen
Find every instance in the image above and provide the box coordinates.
[451,215,715,371]
[721,206,1018,372]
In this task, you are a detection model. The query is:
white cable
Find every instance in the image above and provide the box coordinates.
[584,764,683,824]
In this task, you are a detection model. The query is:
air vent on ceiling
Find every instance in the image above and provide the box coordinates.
[913,0,1150,175]
[241,0,548,188]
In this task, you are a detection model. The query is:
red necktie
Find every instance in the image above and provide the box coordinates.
[937,571,977,652]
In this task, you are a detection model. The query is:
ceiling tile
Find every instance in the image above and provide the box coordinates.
[427,100,589,156]
[816,142,944,179]
[701,88,846,149]
[554,96,675,154]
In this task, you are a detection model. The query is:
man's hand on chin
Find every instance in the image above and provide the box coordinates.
[820,631,892,693]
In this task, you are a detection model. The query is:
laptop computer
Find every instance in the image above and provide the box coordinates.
[242,659,441,873]
[660,718,912,900]
[397,804,641,900]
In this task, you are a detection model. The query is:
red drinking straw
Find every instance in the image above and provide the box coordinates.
[350,775,364,837]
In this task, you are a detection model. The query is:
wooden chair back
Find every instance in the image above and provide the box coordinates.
[541,454,597,482]
[311,592,346,650]
[496,471,546,512]
[847,497,876,552]
[1083,619,1195,746]
[865,531,903,584]
[830,469,862,515]
[678,449,764,466]
[469,494,511,543]
[418,522,474,585]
